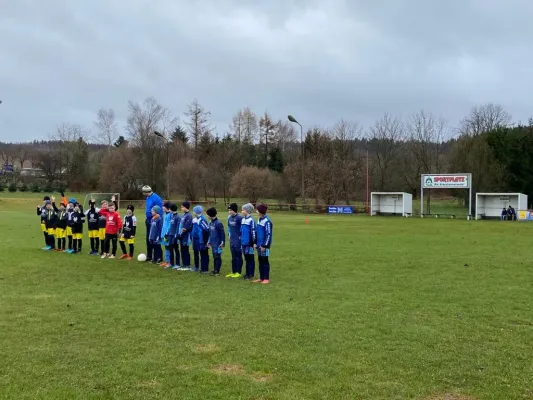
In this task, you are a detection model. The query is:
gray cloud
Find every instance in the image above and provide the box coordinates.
[1,0,532,142]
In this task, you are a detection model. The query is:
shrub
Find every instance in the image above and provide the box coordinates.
[230,166,272,204]
[0,182,4,192]
[19,183,28,192]
[43,184,53,193]
[8,182,17,192]
[30,183,41,193]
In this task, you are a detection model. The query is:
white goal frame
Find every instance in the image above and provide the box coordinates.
[420,174,472,218]
[370,192,413,216]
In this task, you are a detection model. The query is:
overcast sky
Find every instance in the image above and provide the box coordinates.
[1,0,532,142]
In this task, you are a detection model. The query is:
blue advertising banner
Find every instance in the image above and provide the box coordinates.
[327,206,354,214]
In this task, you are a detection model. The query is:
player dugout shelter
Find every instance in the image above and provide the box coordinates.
[370,192,412,216]
[475,193,527,220]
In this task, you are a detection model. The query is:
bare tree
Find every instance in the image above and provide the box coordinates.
[126,97,177,190]
[369,114,404,191]
[459,103,511,137]
[332,120,362,202]
[168,158,204,200]
[93,108,118,152]
[230,166,272,204]
[406,110,450,212]
[229,109,245,142]
[241,107,258,144]
[184,99,213,153]
[259,111,276,166]
[14,145,30,169]
[0,143,16,166]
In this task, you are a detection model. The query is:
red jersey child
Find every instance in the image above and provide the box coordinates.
[101,201,122,259]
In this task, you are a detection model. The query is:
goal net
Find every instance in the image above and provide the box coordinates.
[83,193,121,211]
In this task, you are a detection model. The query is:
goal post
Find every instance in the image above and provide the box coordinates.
[420,174,472,218]
[370,192,413,216]
[475,193,527,219]
[83,193,121,211]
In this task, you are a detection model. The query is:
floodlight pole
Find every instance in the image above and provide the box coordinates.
[288,115,306,206]
[154,131,171,199]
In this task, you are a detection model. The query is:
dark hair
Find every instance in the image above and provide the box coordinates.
[206,207,217,218]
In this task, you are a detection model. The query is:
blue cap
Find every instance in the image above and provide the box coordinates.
[193,205,203,215]
[69,198,76,204]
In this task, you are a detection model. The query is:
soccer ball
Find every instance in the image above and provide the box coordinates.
[137,253,147,262]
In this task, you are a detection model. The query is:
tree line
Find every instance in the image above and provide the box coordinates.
[1,98,532,210]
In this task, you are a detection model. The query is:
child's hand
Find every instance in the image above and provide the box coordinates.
[207,243,211,248]
[253,244,257,250]
[131,235,135,239]
[260,246,266,252]
[219,244,224,248]
[111,195,116,202]
[90,197,95,203]
[51,196,55,202]
[120,233,124,238]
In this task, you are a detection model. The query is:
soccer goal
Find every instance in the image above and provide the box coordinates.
[475,193,527,220]
[83,193,121,211]
[370,192,413,216]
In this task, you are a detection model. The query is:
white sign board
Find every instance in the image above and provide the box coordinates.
[422,174,470,189]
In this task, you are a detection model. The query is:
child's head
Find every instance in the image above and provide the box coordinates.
[68,198,77,208]
[241,203,254,217]
[181,201,191,213]
[206,207,217,220]
[126,205,134,216]
[256,203,268,216]
[152,205,161,216]
[163,201,171,213]
[227,203,238,216]
[59,202,66,211]
[170,203,178,213]
[45,200,52,210]
[193,205,203,216]
[108,202,116,212]
[43,196,50,202]
[101,200,109,209]
[74,204,80,212]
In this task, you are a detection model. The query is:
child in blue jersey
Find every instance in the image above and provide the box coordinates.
[254,204,273,284]
[178,201,193,270]
[160,202,172,267]
[167,203,181,270]
[226,203,243,278]
[240,203,256,280]
[148,205,163,264]
[206,207,225,276]
[192,205,210,273]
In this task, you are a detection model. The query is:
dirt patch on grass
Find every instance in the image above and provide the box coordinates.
[250,373,273,383]
[211,364,246,376]
[422,393,478,400]
[194,343,220,354]
[211,364,273,383]
[137,379,161,389]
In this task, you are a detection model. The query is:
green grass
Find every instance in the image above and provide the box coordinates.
[0,195,531,400]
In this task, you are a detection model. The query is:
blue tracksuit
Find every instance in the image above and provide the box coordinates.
[149,215,163,243]
[144,192,163,260]
[178,211,193,267]
[256,215,273,281]
[241,215,256,277]
[208,218,225,273]
[192,215,210,271]
[168,212,181,266]
[179,211,193,246]
[160,211,172,262]
[227,214,243,274]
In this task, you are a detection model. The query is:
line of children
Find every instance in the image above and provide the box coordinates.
[37,195,274,282]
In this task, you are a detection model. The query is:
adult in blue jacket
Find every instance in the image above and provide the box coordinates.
[142,185,163,262]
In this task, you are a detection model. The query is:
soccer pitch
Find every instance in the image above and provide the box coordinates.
[0,196,532,399]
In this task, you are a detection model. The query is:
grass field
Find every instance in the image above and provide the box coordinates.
[0,194,532,400]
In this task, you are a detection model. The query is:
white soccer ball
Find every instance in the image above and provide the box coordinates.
[137,253,147,262]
